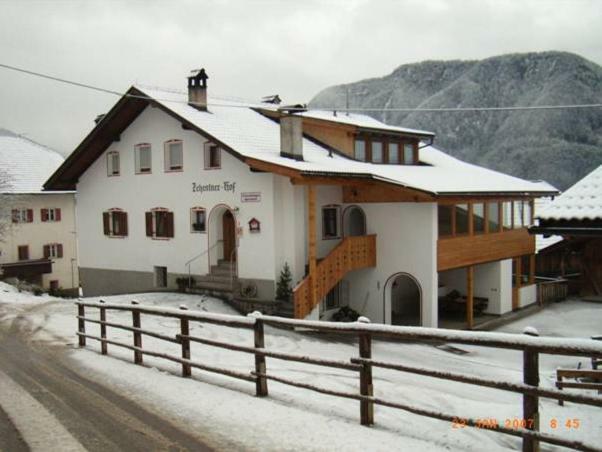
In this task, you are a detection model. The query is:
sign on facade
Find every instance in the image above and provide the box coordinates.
[241,192,261,203]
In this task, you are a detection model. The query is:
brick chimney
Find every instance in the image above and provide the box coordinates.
[187,68,208,111]
[280,114,303,161]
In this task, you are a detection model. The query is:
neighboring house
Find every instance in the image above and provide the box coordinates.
[44,69,558,328]
[0,128,78,293]
[531,165,602,297]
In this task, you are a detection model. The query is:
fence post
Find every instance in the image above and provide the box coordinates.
[358,317,374,426]
[252,312,268,397]
[179,305,191,377]
[77,301,86,347]
[522,328,540,452]
[99,300,107,355]
[132,300,143,365]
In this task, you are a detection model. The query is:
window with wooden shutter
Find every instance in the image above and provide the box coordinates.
[41,208,49,222]
[166,212,174,238]
[55,208,61,222]
[27,209,33,222]
[145,211,153,237]
[57,244,63,258]
[103,212,110,235]
[120,212,128,236]
[18,245,29,261]
[43,245,50,258]
[12,209,18,223]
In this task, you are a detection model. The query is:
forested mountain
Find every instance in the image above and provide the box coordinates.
[309,52,602,190]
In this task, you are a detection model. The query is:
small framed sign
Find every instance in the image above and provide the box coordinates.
[248,218,261,233]
[241,192,261,203]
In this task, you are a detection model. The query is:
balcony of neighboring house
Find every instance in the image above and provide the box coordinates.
[0,259,53,286]
[436,199,537,329]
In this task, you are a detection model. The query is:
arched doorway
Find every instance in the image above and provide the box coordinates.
[208,204,237,270]
[343,205,366,237]
[222,210,236,262]
[385,273,421,326]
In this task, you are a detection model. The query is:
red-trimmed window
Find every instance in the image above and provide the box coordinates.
[164,139,183,172]
[103,209,128,237]
[146,208,174,239]
[107,151,120,176]
[135,143,152,174]
[190,207,206,233]
[12,209,33,223]
[18,245,29,260]
[43,243,63,259]
[204,142,221,169]
[41,208,61,222]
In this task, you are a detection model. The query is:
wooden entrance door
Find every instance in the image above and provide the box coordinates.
[222,210,236,262]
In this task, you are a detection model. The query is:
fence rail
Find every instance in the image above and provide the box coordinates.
[537,278,569,304]
[75,300,602,452]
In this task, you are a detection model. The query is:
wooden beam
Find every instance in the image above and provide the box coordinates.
[529,254,536,285]
[343,184,435,203]
[308,185,317,310]
[245,157,301,179]
[291,176,368,186]
[467,266,474,329]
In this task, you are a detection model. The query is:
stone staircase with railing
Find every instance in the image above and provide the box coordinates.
[187,259,237,299]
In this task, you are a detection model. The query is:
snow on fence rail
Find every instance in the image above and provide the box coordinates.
[75,300,602,452]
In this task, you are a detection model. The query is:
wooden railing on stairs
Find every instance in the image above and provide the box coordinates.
[293,234,376,319]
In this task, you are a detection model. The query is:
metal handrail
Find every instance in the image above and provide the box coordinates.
[186,241,222,288]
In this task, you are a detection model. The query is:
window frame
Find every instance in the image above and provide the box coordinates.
[135,143,152,175]
[321,205,341,240]
[354,139,366,162]
[45,243,63,259]
[204,142,221,170]
[107,151,120,177]
[103,208,128,238]
[147,208,174,240]
[190,207,207,233]
[164,139,184,172]
[12,208,33,223]
[17,245,29,261]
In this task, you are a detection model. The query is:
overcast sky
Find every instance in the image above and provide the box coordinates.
[0,0,601,154]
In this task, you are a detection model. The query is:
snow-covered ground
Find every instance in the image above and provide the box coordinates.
[1,281,601,451]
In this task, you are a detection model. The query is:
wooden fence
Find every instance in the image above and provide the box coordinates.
[76,300,602,452]
[537,278,569,305]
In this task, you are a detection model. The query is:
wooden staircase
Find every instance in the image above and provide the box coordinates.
[293,235,376,319]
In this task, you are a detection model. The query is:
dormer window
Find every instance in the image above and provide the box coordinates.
[371,141,383,163]
[354,139,366,161]
[388,142,400,164]
[403,143,415,165]
[107,151,120,176]
[165,140,183,172]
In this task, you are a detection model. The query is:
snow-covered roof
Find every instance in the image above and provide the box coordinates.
[135,86,557,196]
[0,128,67,194]
[293,109,434,137]
[538,165,602,220]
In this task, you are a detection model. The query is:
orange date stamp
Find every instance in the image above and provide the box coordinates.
[451,417,581,430]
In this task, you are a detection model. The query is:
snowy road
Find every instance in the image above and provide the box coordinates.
[0,313,213,452]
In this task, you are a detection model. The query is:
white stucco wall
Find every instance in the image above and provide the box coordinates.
[344,202,438,327]
[0,193,78,290]
[519,284,537,307]
[76,105,277,285]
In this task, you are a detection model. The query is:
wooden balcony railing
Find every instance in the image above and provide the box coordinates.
[293,234,376,319]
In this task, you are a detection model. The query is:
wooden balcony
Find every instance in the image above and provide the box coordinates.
[437,228,535,272]
[294,234,376,319]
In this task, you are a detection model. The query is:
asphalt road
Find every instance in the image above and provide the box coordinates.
[0,312,213,452]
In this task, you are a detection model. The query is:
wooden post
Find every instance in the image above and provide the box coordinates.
[254,317,268,396]
[529,254,536,285]
[99,300,107,355]
[179,305,191,377]
[77,302,86,347]
[307,185,317,312]
[466,266,474,329]
[513,257,522,310]
[523,329,540,452]
[358,318,374,426]
[131,300,143,365]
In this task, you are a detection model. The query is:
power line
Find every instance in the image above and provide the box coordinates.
[2,62,602,113]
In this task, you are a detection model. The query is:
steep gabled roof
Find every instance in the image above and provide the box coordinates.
[538,165,602,221]
[45,85,558,196]
[0,128,67,194]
